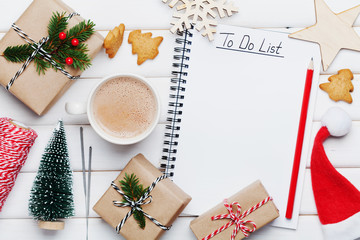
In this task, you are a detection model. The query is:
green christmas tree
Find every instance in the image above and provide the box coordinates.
[29,120,74,228]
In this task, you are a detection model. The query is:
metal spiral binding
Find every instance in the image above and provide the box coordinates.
[161,27,193,178]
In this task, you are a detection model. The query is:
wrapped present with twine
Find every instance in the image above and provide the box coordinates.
[93,154,192,240]
[190,181,279,240]
[0,0,103,115]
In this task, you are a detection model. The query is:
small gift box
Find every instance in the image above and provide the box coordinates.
[93,154,192,240]
[0,0,103,115]
[190,180,279,240]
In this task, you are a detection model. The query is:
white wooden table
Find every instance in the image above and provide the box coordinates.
[1,0,360,239]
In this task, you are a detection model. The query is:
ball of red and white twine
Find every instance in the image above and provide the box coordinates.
[0,118,37,211]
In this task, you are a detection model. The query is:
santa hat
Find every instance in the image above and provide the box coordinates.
[311,107,360,240]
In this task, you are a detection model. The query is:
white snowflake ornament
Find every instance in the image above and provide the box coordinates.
[163,0,238,41]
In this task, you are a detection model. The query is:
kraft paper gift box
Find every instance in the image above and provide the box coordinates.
[93,154,192,240]
[190,180,279,240]
[0,0,103,115]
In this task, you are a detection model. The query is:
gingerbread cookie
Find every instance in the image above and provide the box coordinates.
[320,69,354,103]
[104,24,125,58]
[128,30,163,65]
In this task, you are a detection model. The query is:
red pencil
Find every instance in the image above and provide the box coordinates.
[286,58,314,219]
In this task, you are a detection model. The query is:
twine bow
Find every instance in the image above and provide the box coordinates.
[111,174,171,234]
[202,197,273,240]
[6,12,80,90]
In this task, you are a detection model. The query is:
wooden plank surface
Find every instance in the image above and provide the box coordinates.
[2,168,360,219]
[0,216,325,240]
[2,0,360,32]
[1,0,360,239]
[3,29,360,76]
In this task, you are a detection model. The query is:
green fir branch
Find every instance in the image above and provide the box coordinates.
[3,44,34,62]
[66,49,91,71]
[75,42,89,53]
[48,54,66,72]
[47,12,68,45]
[3,11,95,75]
[133,210,146,229]
[119,173,149,229]
[34,57,50,75]
[66,20,95,42]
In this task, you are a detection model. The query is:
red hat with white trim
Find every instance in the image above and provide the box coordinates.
[311,107,360,240]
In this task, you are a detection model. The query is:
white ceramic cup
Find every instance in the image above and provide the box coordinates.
[65,73,160,145]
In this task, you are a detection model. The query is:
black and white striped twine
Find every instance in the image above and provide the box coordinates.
[111,174,171,233]
[6,12,80,90]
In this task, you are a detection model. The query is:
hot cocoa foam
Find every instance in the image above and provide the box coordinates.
[93,77,157,139]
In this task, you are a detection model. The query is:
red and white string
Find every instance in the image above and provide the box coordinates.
[0,118,37,211]
[202,196,273,240]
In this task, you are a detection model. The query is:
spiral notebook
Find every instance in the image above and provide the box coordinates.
[161,24,321,229]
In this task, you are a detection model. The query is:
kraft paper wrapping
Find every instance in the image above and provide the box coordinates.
[0,0,104,115]
[93,154,192,240]
[190,180,279,240]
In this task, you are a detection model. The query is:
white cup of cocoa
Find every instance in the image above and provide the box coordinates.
[66,73,160,145]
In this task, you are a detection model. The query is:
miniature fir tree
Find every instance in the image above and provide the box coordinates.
[29,120,74,230]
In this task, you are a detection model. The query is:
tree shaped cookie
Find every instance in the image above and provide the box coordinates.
[320,69,354,103]
[128,30,163,65]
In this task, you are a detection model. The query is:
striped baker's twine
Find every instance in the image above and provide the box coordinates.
[111,174,171,233]
[6,12,81,91]
[0,118,37,211]
[202,196,273,240]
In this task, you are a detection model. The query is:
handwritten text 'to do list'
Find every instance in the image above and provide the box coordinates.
[217,32,284,58]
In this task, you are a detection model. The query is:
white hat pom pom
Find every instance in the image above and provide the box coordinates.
[321,107,352,137]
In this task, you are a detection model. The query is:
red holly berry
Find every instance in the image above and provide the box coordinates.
[71,38,79,46]
[66,57,73,65]
[59,32,66,40]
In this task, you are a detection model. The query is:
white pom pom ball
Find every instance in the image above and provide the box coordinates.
[321,107,352,137]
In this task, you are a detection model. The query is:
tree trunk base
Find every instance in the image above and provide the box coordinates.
[38,220,64,230]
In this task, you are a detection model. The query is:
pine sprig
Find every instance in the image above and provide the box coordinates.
[34,57,50,75]
[67,20,95,42]
[47,12,68,45]
[50,53,66,72]
[2,11,95,75]
[119,173,149,229]
[3,44,34,62]
[65,48,91,71]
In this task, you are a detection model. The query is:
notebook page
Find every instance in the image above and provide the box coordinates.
[173,25,321,229]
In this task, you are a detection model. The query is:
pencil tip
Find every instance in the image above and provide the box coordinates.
[308,57,314,70]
